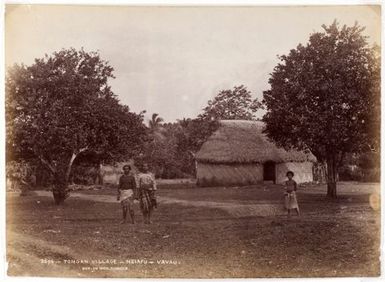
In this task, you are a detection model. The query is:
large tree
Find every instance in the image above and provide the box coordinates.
[199,85,262,120]
[262,21,380,197]
[6,48,147,204]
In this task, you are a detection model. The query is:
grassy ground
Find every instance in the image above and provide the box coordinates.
[6,182,380,278]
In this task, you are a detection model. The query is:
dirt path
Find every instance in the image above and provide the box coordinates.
[34,190,284,217]
[7,231,85,277]
[7,230,132,278]
[32,190,377,222]
[33,190,372,222]
[33,190,375,220]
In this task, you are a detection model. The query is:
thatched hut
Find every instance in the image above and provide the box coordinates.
[195,120,316,186]
[100,161,138,185]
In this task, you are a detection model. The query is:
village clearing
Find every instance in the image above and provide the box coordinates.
[6,182,380,278]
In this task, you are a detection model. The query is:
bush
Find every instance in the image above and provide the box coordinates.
[197,176,219,187]
[338,165,361,181]
[7,160,36,190]
[159,165,192,179]
[71,165,100,185]
[360,168,380,182]
[338,166,380,182]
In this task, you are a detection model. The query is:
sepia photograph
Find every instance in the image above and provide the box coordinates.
[3,3,382,279]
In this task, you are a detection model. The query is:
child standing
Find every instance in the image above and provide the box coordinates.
[137,163,157,224]
[284,171,300,216]
[117,165,137,224]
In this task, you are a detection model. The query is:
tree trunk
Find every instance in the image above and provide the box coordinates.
[52,173,69,205]
[313,162,327,183]
[52,184,68,205]
[97,163,104,185]
[52,152,78,205]
[41,149,86,205]
[326,156,338,198]
[65,153,77,184]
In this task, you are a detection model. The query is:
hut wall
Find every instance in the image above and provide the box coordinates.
[101,165,121,185]
[276,162,314,184]
[196,163,263,186]
[100,161,136,185]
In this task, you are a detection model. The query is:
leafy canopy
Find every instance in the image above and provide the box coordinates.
[139,116,219,178]
[262,21,380,162]
[6,48,147,172]
[199,85,262,120]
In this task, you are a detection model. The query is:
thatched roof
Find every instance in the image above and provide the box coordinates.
[196,120,316,164]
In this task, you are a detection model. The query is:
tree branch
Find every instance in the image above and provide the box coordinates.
[64,147,88,183]
[39,156,56,175]
[78,147,88,154]
[65,152,77,183]
[337,151,345,168]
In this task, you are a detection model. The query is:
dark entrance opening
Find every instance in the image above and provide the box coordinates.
[263,161,276,183]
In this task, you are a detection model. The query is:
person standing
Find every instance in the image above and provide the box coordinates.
[117,165,137,224]
[137,163,157,224]
[284,171,300,217]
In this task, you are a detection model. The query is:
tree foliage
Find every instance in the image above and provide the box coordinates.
[6,48,147,203]
[262,21,380,197]
[148,113,164,131]
[175,118,220,154]
[142,113,171,177]
[199,85,262,120]
[140,117,219,178]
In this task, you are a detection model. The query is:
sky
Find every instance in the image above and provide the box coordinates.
[5,5,381,122]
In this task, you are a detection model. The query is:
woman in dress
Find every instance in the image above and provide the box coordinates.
[284,171,300,216]
[117,165,137,224]
[137,163,157,224]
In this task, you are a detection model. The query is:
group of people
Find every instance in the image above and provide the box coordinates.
[117,163,157,224]
[117,165,300,224]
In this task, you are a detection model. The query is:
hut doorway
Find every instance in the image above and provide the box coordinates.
[263,161,276,183]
